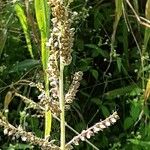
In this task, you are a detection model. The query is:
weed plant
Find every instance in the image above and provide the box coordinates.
[0,0,150,150]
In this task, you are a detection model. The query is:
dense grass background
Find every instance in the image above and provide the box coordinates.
[0,0,150,149]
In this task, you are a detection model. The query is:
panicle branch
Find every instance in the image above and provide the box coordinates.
[65,71,83,104]
[0,112,59,150]
[66,112,119,148]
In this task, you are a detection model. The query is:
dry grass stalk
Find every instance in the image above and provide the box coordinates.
[0,112,59,150]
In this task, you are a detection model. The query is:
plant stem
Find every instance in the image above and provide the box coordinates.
[41,37,52,140]
[44,72,52,140]
[59,59,65,150]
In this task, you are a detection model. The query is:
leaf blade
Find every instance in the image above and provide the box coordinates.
[15,3,34,58]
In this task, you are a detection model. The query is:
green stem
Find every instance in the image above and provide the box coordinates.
[45,73,49,95]
[41,37,52,140]
[59,59,65,150]
[44,72,52,140]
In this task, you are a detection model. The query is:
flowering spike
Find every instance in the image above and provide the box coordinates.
[0,113,59,150]
[65,71,83,104]
[66,112,119,147]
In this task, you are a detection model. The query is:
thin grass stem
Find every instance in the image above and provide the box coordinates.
[59,59,65,150]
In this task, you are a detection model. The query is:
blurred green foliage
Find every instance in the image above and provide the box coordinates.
[0,0,150,150]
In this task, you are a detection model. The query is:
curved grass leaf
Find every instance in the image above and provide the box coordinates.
[144,79,150,101]
[34,0,50,69]
[104,84,141,100]
[15,3,34,58]
[4,91,13,110]
[128,139,150,146]
[111,0,123,52]
[34,0,50,37]
[9,59,40,73]
[130,101,141,122]
[34,0,51,139]
[124,117,134,130]
[101,105,110,117]
[115,0,123,21]
[90,69,99,80]
[144,0,150,50]
[117,57,122,72]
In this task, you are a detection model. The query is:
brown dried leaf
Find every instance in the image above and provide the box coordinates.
[144,79,150,101]
[4,91,14,109]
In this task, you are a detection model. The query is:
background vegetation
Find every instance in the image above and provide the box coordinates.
[0,0,150,149]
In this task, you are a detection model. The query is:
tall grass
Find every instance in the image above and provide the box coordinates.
[3,0,150,149]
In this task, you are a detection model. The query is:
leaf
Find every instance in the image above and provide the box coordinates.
[116,57,122,72]
[45,110,52,139]
[76,39,84,51]
[80,91,90,98]
[35,1,51,138]
[9,59,40,73]
[34,0,50,37]
[15,3,34,58]
[7,143,33,149]
[130,101,141,121]
[111,0,123,51]
[34,0,50,70]
[0,29,7,58]
[104,84,141,100]
[30,117,41,136]
[90,69,99,80]
[128,139,150,146]
[144,27,150,51]
[4,91,13,109]
[115,0,123,21]
[123,23,129,67]
[124,117,134,130]
[79,58,92,71]
[101,106,110,117]
[144,0,150,50]
[143,105,149,117]
[91,98,102,106]
[145,0,150,20]
[144,79,150,101]
[94,9,103,30]
[85,44,109,58]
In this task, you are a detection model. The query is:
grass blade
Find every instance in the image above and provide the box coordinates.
[112,0,123,44]
[111,0,123,47]
[8,59,40,74]
[4,91,13,110]
[34,0,51,139]
[144,0,150,50]
[104,84,141,100]
[34,0,50,71]
[14,3,34,58]
[0,13,13,58]
[115,0,123,21]
[0,29,7,58]
[105,0,123,75]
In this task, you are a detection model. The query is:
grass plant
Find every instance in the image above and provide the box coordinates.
[1,0,150,150]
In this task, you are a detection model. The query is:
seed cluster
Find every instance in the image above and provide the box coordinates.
[0,113,59,150]
[65,71,83,104]
[46,0,75,110]
[48,0,74,65]
[38,91,61,115]
[66,112,119,148]
[15,92,60,116]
